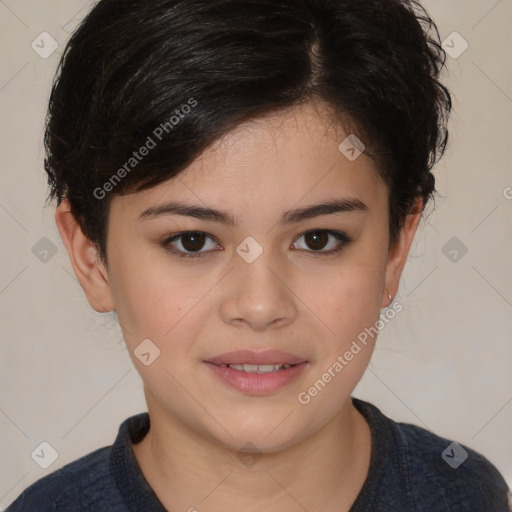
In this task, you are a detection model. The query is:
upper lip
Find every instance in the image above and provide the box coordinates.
[204,349,307,366]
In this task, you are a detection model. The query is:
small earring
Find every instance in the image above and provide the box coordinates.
[388,293,393,305]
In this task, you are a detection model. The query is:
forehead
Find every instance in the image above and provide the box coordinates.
[187,102,358,182]
[111,102,385,221]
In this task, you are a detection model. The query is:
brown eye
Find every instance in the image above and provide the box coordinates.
[303,231,329,251]
[179,232,207,252]
[162,231,219,259]
[292,230,351,255]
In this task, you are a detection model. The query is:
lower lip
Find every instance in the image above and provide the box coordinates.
[203,362,308,394]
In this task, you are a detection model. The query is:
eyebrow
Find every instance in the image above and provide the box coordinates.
[138,198,368,227]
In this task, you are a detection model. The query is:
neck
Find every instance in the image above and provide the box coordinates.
[132,392,371,512]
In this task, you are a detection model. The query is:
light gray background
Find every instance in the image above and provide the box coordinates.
[1,0,511,508]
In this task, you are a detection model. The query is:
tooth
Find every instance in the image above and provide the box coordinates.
[256,364,277,373]
[226,363,294,373]
[242,364,259,372]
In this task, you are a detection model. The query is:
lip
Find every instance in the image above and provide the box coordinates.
[204,349,307,366]
[203,360,309,395]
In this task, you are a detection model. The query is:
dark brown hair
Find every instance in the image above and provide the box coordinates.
[44,0,452,267]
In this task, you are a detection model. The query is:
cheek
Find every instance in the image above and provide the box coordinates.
[110,259,209,397]
[108,248,203,348]
[294,262,384,423]
[304,257,385,342]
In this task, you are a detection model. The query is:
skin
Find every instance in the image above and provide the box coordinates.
[55,101,422,511]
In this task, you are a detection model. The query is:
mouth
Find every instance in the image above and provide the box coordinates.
[203,349,309,394]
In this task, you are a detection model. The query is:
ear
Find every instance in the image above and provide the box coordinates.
[381,198,423,308]
[55,199,115,313]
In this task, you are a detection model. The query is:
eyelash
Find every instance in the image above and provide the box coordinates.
[161,230,352,260]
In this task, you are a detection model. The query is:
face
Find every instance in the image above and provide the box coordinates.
[57,101,420,454]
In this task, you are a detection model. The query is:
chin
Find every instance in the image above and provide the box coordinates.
[205,414,314,455]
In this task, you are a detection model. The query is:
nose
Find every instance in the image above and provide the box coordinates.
[219,252,298,332]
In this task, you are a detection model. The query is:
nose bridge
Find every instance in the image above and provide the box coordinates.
[222,240,297,330]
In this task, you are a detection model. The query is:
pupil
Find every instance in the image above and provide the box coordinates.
[306,231,328,251]
[182,232,205,252]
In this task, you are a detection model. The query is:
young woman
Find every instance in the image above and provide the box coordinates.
[7,0,510,510]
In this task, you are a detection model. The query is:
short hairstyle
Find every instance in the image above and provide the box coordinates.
[44,0,452,268]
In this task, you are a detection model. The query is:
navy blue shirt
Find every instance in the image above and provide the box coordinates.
[6,398,511,511]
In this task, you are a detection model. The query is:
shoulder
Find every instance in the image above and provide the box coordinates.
[353,398,511,511]
[5,413,151,511]
[5,446,120,512]
[6,412,154,512]
[394,416,511,510]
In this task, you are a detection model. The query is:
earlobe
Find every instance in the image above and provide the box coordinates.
[381,198,423,308]
[55,199,114,313]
